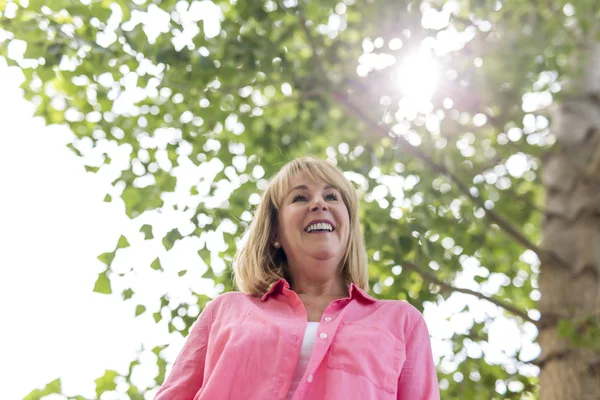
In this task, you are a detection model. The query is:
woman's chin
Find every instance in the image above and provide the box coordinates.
[307,248,341,261]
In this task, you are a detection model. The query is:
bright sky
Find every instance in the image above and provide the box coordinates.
[0,2,543,397]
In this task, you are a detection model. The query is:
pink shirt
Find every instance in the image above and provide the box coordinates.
[155,278,440,400]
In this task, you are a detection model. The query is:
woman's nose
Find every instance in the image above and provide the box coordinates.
[311,197,328,212]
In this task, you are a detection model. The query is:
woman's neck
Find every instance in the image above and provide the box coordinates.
[291,275,347,299]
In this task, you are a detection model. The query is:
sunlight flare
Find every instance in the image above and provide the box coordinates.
[395,54,439,102]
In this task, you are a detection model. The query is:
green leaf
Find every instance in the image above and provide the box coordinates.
[153,311,162,323]
[117,235,130,249]
[151,257,162,271]
[93,271,112,295]
[162,228,183,251]
[85,165,100,173]
[23,378,62,400]
[140,224,154,240]
[103,193,112,202]
[135,304,146,316]
[97,251,115,266]
[158,171,177,192]
[126,358,141,379]
[36,66,55,82]
[66,143,83,157]
[152,344,168,356]
[122,288,134,300]
[94,370,118,397]
[178,270,187,277]
[155,348,169,385]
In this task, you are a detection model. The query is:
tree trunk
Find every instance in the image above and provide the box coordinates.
[539,40,600,400]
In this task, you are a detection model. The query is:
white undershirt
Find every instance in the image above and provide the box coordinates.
[286,322,320,400]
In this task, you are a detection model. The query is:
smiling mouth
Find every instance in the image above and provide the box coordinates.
[304,222,335,233]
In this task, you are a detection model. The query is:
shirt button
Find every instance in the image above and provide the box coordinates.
[307,374,313,383]
[324,317,331,322]
[320,333,327,339]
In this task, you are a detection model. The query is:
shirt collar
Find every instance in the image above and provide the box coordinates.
[260,277,377,303]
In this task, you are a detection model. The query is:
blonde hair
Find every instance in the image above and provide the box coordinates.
[233,156,369,296]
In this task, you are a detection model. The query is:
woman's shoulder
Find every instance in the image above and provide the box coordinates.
[377,297,423,315]
[205,290,258,313]
[371,299,428,335]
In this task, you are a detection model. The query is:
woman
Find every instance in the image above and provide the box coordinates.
[155,157,439,399]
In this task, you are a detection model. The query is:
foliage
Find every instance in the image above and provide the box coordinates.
[2,0,595,398]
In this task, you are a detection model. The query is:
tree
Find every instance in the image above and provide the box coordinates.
[1,0,599,398]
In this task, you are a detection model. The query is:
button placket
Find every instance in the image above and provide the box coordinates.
[301,297,353,392]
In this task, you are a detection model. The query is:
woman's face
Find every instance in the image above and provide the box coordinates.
[275,171,350,278]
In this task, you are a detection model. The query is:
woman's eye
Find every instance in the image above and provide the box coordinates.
[292,194,308,202]
[325,193,338,201]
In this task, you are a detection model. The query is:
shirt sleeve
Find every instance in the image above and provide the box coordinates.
[397,311,440,400]
[154,300,215,400]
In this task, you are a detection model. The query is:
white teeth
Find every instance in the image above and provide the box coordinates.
[306,222,333,232]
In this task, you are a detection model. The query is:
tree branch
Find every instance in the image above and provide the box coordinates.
[263,87,324,108]
[331,90,569,269]
[402,261,537,324]
[298,6,326,79]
